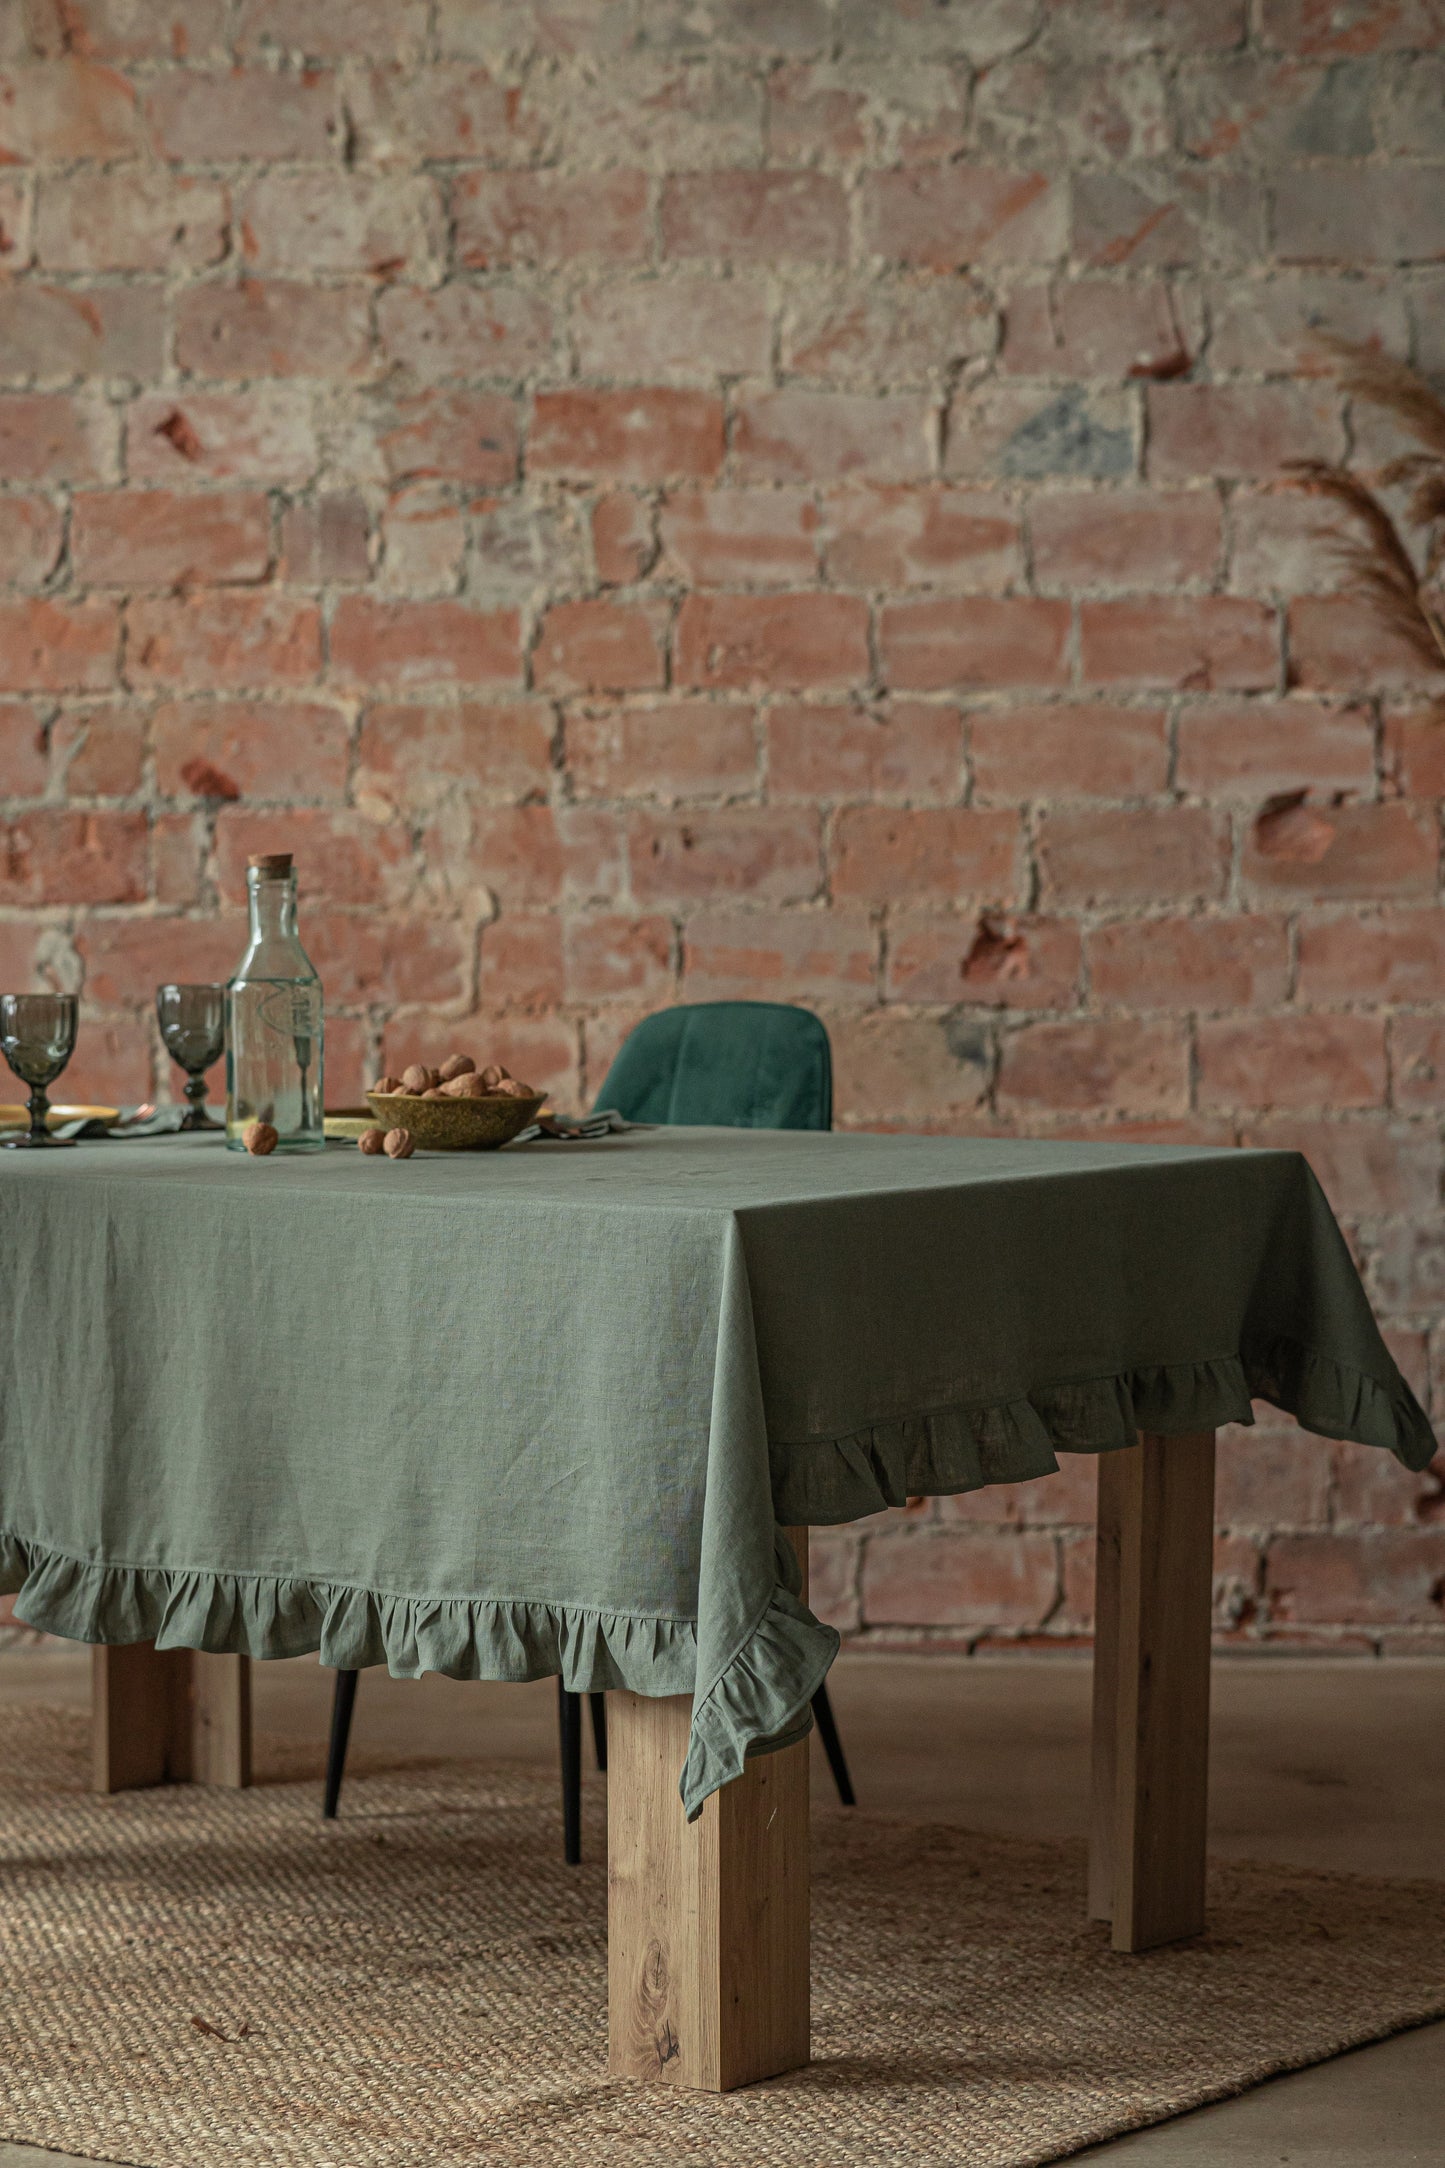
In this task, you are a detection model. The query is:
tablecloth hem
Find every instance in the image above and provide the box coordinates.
[769,1341,1435,1525]
[679,1580,840,1822]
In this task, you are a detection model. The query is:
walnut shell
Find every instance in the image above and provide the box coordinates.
[495,1077,534,1098]
[480,1063,509,1089]
[399,1063,435,1096]
[371,1075,402,1096]
[440,1072,487,1098]
[422,1087,447,1099]
[438,1053,475,1083]
[383,1127,415,1159]
[242,1119,278,1157]
[357,1127,387,1156]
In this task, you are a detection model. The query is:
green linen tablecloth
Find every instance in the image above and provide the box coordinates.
[0,1130,1433,1816]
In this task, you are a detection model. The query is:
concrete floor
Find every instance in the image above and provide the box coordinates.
[1,1646,1441,2165]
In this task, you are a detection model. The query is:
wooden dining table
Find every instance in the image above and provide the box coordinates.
[2,1129,1432,2094]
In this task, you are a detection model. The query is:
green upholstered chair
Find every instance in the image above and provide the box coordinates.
[323,1000,854,1854]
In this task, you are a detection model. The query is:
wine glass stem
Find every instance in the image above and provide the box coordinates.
[184,1071,207,1108]
[28,1087,49,1142]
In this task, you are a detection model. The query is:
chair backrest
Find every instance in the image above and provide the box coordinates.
[594,1002,832,1130]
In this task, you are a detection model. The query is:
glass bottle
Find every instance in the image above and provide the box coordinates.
[225,852,325,1153]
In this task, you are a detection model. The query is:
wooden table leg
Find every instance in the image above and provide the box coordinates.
[92,1646,252,1793]
[1088,1431,1215,1953]
[607,1528,811,2092]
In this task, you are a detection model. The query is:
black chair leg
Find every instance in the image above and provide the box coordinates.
[813,1680,855,1807]
[558,1681,583,1865]
[588,1690,608,1772]
[323,1667,359,1820]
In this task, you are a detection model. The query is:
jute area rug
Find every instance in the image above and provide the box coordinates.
[2,1706,1443,2168]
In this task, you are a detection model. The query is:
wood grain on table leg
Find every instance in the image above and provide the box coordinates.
[607,1528,811,2092]
[1088,1432,1216,1953]
[92,1647,252,1793]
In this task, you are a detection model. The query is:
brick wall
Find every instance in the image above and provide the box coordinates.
[1,0,1443,1650]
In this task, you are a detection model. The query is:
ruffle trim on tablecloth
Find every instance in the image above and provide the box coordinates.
[0,1533,839,1820]
[771,1339,1438,1527]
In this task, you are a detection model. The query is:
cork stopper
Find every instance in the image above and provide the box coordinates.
[247,853,294,876]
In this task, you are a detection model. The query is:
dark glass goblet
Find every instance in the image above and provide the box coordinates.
[0,992,79,1149]
[156,983,226,1131]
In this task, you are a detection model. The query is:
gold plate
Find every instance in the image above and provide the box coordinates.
[0,1103,121,1132]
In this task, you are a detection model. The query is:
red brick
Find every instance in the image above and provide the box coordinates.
[1041,806,1227,907]
[529,388,724,483]
[1242,801,1438,900]
[153,699,350,803]
[376,482,466,598]
[567,699,756,800]
[176,280,373,379]
[861,1530,1059,1630]
[886,914,1082,1008]
[768,699,963,801]
[213,807,412,907]
[49,702,144,795]
[1176,699,1374,797]
[1391,1016,1445,1111]
[59,1013,156,1107]
[0,808,146,904]
[329,599,521,690]
[454,169,648,269]
[733,391,934,483]
[145,67,337,160]
[676,592,870,691]
[237,171,443,277]
[1298,911,1445,1005]
[661,170,846,263]
[862,167,1065,268]
[446,803,563,907]
[0,57,140,160]
[832,806,1022,904]
[238,0,431,61]
[127,593,321,691]
[881,598,1071,692]
[1147,383,1341,479]
[305,910,470,1008]
[1266,1531,1445,1626]
[783,277,994,387]
[0,495,63,588]
[1384,708,1445,799]
[1228,483,1362,598]
[1275,167,1445,264]
[27,3,230,61]
[377,390,518,488]
[1260,1,1445,54]
[71,490,271,588]
[1241,1116,1443,1222]
[376,282,554,381]
[572,275,772,380]
[1331,1436,1444,1529]
[629,808,821,904]
[831,1009,993,1125]
[564,912,675,1002]
[997,1017,1190,1116]
[970,702,1168,799]
[593,494,655,586]
[1197,1013,1387,1111]
[1089,914,1290,1010]
[76,915,242,1007]
[533,600,668,696]
[942,382,1135,485]
[1080,598,1277,690]
[476,911,563,1008]
[346,59,543,164]
[0,700,48,794]
[355,701,553,814]
[0,285,162,381]
[682,907,876,1003]
[1030,491,1221,591]
[0,598,118,692]
[127,389,318,485]
[822,487,1019,592]
[1216,1426,1337,1529]
[659,490,819,586]
[1071,167,1255,271]
[941,1453,1099,1529]
[1288,595,1445,694]
[36,170,226,272]
[0,393,114,483]
[279,494,370,586]
[767,59,867,162]
[1000,279,1202,377]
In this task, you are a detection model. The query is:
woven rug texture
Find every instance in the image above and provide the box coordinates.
[1,1703,1442,2168]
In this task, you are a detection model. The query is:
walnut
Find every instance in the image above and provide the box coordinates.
[480,1063,510,1089]
[438,1053,475,1082]
[399,1063,435,1096]
[422,1087,447,1099]
[357,1127,387,1155]
[371,1075,402,1096]
[495,1077,534,1098]
[242,1120,278,1157]
[440,1072,487,1098]
[383,1127,415,1159]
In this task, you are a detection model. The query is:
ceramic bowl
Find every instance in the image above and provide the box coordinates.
[365,1090,544,1151]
